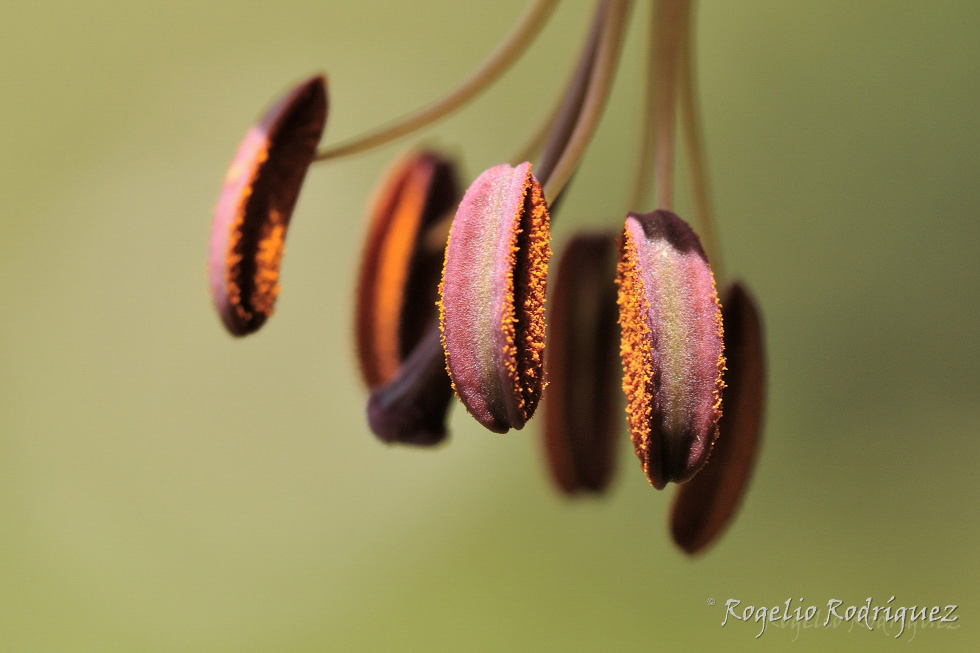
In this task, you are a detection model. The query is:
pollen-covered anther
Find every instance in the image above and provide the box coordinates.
[354,150,459,388]
[617,210,725,489]
[208,75,328,336]
[439,162,552,433]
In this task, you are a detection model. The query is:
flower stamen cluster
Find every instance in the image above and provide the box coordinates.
[207,0,766,555]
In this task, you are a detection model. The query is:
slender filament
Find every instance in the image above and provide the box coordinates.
[542,0,631,201]
[652,0,689,211]
[315,0,559,161]
[531,0,606,184]
[511,45,584,167]
[677,0,724,280]
[627,1,656,211]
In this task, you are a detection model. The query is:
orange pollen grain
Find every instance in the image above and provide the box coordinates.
[616,230,654,477]
[437,235,457,399]
[501,174,550,422]
[371,173,428,382]
[499,212,522,413]
[224,146,269,322]
[250,217,286,316]
[709,283,727,447]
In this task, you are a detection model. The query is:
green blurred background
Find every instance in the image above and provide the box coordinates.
[1,1,978,651]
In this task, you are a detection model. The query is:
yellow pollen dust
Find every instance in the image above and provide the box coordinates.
[709,282,727,452]
[501,174,550,420]
[437,224,457,399]
[616,230,654,477]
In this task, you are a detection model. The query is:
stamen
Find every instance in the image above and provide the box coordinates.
[439,162,551,433]
[354,151,459,388]
[617,210,724,489]
[542,233,621,494]
[315,0,559,162]
[209,75,327,336]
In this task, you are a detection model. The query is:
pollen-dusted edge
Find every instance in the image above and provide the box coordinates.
[208,75,327,337]
[439,162,551,434]
[206,0,767,555]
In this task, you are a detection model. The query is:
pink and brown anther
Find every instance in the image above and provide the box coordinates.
[617,210,725,490]
[209,75,327,336]
[207,0,767,555]
[439,162,551,434]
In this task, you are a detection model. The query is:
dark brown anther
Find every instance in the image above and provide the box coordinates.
[354,150,459,388]
[542,232,621,494]
[366,326,454,446]
[670,281,765,554]
[209,75,328,336]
